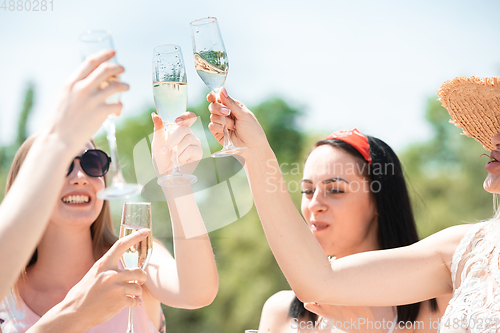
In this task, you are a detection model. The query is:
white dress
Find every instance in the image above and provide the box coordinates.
[439,221,500,332]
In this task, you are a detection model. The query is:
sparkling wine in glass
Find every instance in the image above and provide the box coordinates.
[119,202,153,333]
[153,44,197,187]
[190,17,246,158]
[79,30,142,199]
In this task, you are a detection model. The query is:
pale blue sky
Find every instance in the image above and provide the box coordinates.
[1,0,499,150]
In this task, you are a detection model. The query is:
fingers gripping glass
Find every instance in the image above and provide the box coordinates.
[67,149,111,177]
[119,202,153,333]
[152,44,197,187]
[79,30,141,199]
[190,17,246,157]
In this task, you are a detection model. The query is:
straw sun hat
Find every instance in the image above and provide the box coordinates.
[438,76,500,151]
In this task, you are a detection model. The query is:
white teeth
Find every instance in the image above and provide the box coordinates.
[62,195,90,204]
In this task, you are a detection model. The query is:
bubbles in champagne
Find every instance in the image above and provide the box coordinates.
[119,224,152,270]
[153,82,188,124]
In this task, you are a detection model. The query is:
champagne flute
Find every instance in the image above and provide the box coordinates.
[79,30,142,199]
[153,44,197,187]
[119,202,153,333]
[190,17,246,157]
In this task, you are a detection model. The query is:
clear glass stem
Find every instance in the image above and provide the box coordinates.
[166,123,184,176]
[216,90,235,149]
[126,306,134,333]
[103,116,126,185]
[221,116,235,149]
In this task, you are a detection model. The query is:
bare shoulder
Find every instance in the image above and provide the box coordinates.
[153,239,169,249]
[259,290,297,332]
[148,240,173,263]
[262,290,296,316]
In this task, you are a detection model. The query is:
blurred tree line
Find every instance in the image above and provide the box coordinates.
[400,98,494,237]
[0,83,495,333]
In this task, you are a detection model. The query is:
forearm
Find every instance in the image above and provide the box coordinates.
[243,147,455,305]
[0,132,74,299]
[243,146,333,300]
[163,186,218,307]
[25,297,87,333]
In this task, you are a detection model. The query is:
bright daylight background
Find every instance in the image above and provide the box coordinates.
[1,0,499,150]
[1,1,500,332]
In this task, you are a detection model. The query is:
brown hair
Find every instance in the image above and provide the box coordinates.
[6,135,118,282]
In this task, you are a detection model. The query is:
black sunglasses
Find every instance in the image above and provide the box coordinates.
[67,149,111,178]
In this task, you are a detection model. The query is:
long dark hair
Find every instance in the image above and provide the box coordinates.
[289,135,438,323]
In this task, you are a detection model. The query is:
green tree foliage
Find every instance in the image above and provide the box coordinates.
[0,83,496,333]
[0,82,35,201]
[253,98,305,166]
[16,82,34,146]
[400,97,494,237]
[103,94,305,333]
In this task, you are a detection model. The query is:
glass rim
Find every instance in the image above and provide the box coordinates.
[153,44,182,54]
[190,16,218,26]
[79,30,112,43]
[123,201,151,206]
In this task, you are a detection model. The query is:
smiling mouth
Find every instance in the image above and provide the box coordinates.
[311,223,329,232]
[62,195,90,204]
[488,157,499,164]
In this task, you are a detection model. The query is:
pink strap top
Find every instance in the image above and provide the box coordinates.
[0,291,166,333]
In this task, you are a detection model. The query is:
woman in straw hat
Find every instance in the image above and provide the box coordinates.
[207,80,500,332]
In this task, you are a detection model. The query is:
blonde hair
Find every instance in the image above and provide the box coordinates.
[6,135,118,293]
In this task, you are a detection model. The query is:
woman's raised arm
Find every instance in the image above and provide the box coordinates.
[207,90,466,306]
[0,50,129,300]
[144,113,218,309]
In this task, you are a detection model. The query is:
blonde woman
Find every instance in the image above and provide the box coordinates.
[0,49,129,301]
[0,55,217,332]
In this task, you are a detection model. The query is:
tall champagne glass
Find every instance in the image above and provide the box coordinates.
[79,30,141,199]
[153,44,197,187]
[190,17,246,157]
[119,202,153,333]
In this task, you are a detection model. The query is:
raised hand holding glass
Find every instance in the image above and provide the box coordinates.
[190,17,246,157]
[79,30,141,199]
[152,44,197,187]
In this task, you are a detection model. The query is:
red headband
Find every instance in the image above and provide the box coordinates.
[322,128,372,165]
